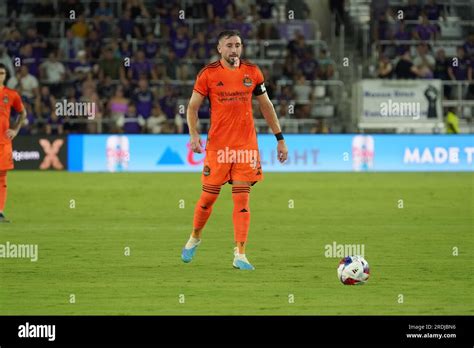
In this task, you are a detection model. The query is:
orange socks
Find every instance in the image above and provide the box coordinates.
[193,184,221,230]
[0,171,7,213]
[232,186,251,243]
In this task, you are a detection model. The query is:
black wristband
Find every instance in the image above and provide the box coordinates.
[275,132,284,141]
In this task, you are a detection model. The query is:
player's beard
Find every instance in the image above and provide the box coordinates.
[227,55,239,67]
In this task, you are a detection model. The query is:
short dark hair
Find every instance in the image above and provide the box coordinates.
[0,63,9,83]
[217,30,242,43]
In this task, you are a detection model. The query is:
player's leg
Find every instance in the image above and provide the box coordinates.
[0,142,13,223]
[230,151,263,270]
[231,180,254,270]
[182,151,229,263]
[0,170,8,223]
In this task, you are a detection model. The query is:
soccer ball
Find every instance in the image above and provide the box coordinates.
[337,255,370,285]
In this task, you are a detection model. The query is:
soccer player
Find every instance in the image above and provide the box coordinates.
[181,30,288,270]
[0,63,27,223]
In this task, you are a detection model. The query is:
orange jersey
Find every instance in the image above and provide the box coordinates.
[0,86,24,145]
[193,59,266,151]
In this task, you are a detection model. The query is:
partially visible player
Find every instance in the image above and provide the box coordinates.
[0,63,27,223]
[181,30,288,269]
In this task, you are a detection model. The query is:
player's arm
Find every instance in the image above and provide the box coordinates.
[187,91,206,153]
[256,92,288,163]
[7,102,27,140]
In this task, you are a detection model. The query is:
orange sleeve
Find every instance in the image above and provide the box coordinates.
[255,66,264,85]
[193,68,209,97]
[12,91,24,113]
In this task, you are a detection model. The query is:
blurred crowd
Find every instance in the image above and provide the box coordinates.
[371,0,473,101]
[0,0,334,135]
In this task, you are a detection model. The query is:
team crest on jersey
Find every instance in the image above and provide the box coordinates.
[242,76,253,87]
[203,165,211,176]
[3,96,8,104]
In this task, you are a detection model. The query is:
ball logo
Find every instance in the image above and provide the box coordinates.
[352,135,374,171]
[106,135,130,172]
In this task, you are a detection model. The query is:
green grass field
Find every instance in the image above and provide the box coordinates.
[0,172,472,315]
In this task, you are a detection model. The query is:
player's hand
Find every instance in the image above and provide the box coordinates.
[190,134,203,153]
[5,128,18,140]
[277,140,288,163]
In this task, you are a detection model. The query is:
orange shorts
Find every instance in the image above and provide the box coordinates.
[0,142,14,171]
[201,149,263,186]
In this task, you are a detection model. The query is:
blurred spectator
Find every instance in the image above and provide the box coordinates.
[40,51,66,95]
[46,110,64,135]
[0,45,14,78]
[287,32,307,58]
[413,43,435,78]
[171,26,191,59]
[35,85,56,121]
[293,73,312,118]
[448,46,472,100]
[33,0,56,37]
[377,54,393,79]
[191,32,211,59]
[146,104,168,133]
[86,30,103,60]
[330,0,346,36]
[72,50,92,80]
[159,86,177,120]
[463,32,474,60]
[71,15,89,39]
[393,21,411,57]
[162,49,179,80]
[395,50,422,79]
[424,0,445,21]
[445,107,460,134]
[403,0,421,21]
[118,10,136,39]
[133,78,154,119]
[94,1,114,35]
[99,47,124,81]
[15,65,40,102]
[257,0,274,19]
[59,0,85,18]
[434,49,451,97]
[24,28,47,60]
[108,86,129,123]
[119,40,133,59]
[287,0,310,20]
[318,49,335,80]
[4,29,22,58]
[117,103,145,133]
[298,49,319,80]
[207,0,234,20]
[124,0,151,19]
[311,118,330,133]
[128,50,157,81]
[141,32,160,59]
[20,44,40,77]
[413,13,438,41]
[59,29,84,61]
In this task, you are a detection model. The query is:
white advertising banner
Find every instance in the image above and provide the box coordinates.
[356,79,443,129]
